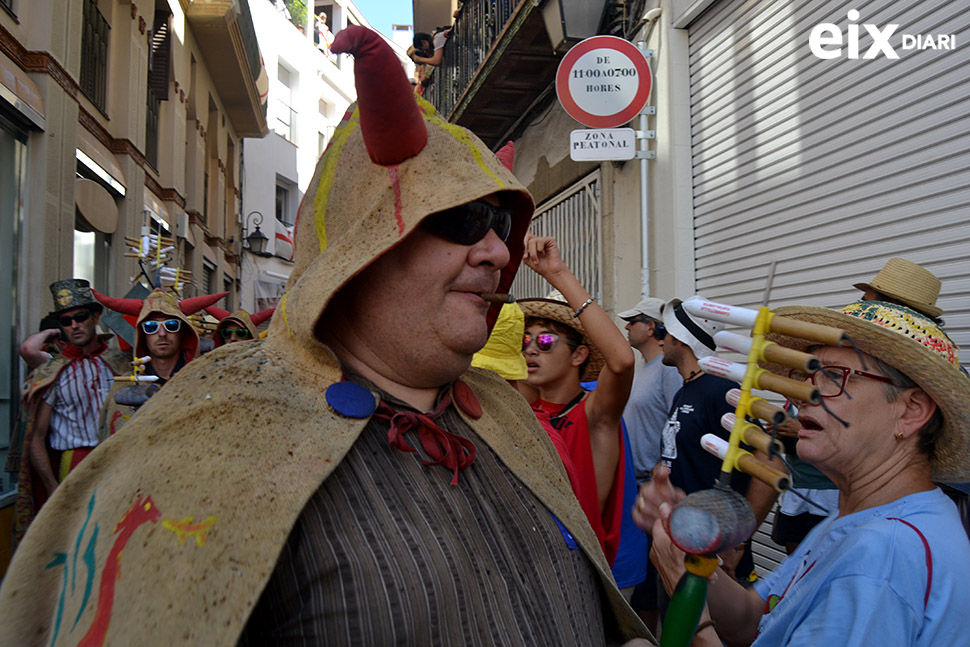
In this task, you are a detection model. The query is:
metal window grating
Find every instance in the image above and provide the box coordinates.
[511,171,602,301]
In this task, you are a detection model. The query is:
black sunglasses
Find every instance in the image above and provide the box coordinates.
[420,200,512,246]
[142,319,182,335]
[628,316,667,340]
[58,311,92,327]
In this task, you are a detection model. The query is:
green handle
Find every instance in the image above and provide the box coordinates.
[659,571,709,647]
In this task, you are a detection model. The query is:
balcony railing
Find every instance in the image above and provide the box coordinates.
[421,0,518,119]
[421,0,646,125]
[275,100,298,143]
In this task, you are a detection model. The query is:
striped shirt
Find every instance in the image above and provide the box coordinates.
[238,379,611,646]
[42,356,114,449]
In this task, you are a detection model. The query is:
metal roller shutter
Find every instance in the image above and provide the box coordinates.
[686,0,969,573]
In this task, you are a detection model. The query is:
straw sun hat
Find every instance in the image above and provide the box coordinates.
[517,297,605,382]
[764,300,969,481]
[853,257,943,318]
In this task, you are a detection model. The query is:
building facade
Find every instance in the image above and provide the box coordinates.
[239,0,409,312]
[0,0,266,572]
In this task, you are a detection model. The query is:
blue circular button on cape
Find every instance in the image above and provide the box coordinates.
[325,381,378,418]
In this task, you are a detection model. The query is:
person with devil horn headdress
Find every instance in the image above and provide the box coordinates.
[93,288,227,438]
[205,306,275,347]
[0,28,651,647]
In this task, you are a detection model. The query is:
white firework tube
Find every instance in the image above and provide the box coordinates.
[682,297,759,328]
[701,433,729,460]
[114,375,160,383]
[698,355,746,383]
[721,412,737,433]
[714,330,753,354]
[726,388,742,408]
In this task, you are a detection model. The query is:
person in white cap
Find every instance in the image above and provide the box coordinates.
[654,296,775,584]
[617,298,681,485]
[617,297,682,631]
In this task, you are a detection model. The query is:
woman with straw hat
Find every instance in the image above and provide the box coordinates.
[636,300,970,646]
[518,233,635,565]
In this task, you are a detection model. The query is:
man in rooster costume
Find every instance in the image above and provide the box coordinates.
[0,28,652,646]
[93,288,226,438]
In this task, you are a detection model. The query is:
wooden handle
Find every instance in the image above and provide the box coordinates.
[742,425,784,456]
[747,398,786,426]
[769,316,845,346]
[737,454,790,492]
[762,344,821,372]
[757,371,821,404]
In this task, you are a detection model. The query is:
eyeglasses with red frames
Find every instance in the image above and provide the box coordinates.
[522,332,578,353]
[789,365,896,399]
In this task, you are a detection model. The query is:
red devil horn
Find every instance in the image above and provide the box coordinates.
[250,307,276,326]
[205,306,231,320]
[91,289,144,317]
[330,26,427,166]
[180,292,229,315]
[496,141,515,171]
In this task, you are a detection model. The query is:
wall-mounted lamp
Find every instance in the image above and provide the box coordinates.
[244,211,271,257]
[540,0,609,53]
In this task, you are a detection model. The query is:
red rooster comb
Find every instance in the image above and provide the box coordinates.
[330,26,427,166]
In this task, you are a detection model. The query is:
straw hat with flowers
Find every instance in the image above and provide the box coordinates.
[764,300,969,481]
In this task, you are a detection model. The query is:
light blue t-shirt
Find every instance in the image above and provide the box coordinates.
[753,488,970,646]
[622,354,681,482]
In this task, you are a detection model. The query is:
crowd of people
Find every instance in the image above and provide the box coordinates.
[1,26,967,647]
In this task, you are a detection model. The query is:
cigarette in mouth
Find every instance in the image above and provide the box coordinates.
[481,293,515,303]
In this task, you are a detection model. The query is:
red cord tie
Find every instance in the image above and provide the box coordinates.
[375,389,477,486]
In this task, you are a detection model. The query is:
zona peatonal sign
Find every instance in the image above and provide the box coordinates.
[555,35,652,129]
[570,128,635,161]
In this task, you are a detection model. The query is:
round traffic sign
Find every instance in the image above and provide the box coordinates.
[555,36,652,129]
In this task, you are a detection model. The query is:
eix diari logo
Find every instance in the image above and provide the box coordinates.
[809,9,956,59]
